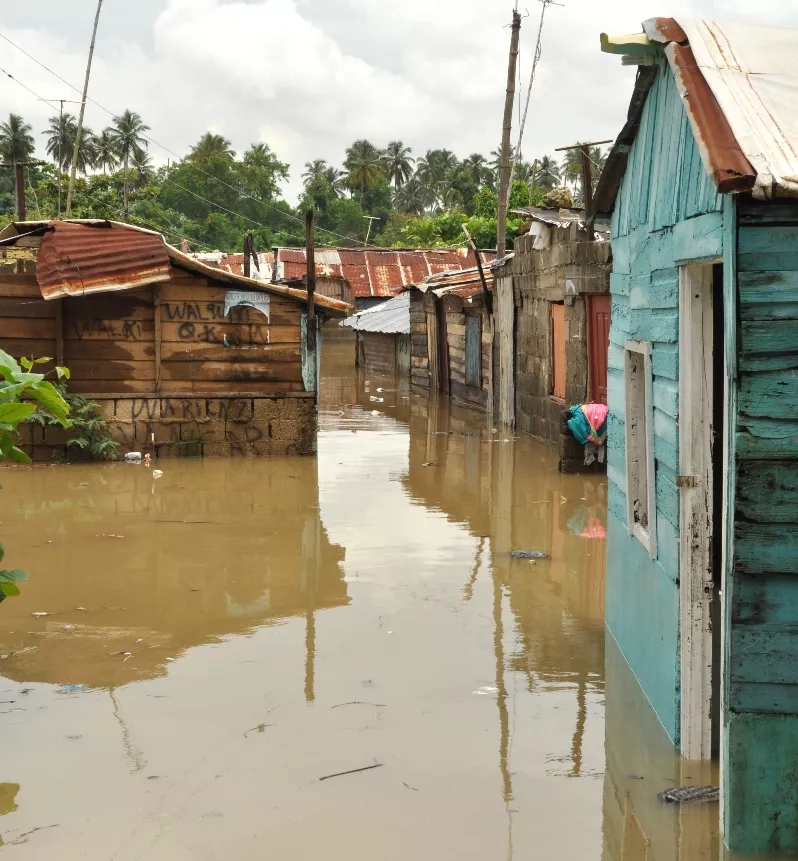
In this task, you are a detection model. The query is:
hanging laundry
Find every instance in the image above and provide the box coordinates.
[567,404,609,446]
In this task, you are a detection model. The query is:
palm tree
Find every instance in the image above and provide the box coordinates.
[415,149,458,209]
[394,177,428,215]
[382,141,414,190]
[535,155,560,191]
[189,132,235,165]
[302,159,329,188]
[344,139,383,196]
[462,153,490,188]
[489,145,516,178]
[44,114,96,174]
[563,147,584,191]
[131,149,154,187]
[0,114,35,164]
[323,166,347,199]
[110,110,150,220]
[94,128,119,174]
[589,146,608,193]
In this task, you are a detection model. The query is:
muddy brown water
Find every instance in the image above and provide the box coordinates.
[0,344,740,859]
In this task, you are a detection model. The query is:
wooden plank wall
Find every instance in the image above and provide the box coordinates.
[0,272,58,372]
[729,202,798,716]
[0,268,305,395]
[442,295,489,410]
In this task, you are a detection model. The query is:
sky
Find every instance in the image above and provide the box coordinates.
[1,0,796,203]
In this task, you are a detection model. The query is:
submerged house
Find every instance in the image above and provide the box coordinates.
[0,220,347,459]
[596,18,798,852]
[497,209,612,471]
[341,291,411,376]
[408,266,493,412]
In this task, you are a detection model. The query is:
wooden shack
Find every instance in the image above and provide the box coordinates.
[598,18,798,852]
[342,291,411,376]
[0,220,347,460]
[409,268,492,411]
[497,209,612,471]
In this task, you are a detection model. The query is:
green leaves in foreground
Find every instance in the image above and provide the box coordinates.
[0,545,27,603]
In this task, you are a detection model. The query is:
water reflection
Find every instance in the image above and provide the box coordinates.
[0,456,346,689]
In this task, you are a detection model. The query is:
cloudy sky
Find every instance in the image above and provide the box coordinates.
[1,0,795,202]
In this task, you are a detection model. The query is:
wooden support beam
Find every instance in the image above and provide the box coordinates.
[305,210,316,352]
[153,285,163,392]
[55,299,64,367]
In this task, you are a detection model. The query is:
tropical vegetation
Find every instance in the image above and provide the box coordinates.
[0,109,608,252]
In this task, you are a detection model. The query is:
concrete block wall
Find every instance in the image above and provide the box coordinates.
[508,223,611,470]
[21,394,318,461]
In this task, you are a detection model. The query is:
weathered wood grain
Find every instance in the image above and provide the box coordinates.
[161,342,300,363]
[737,416,798,460]
[66,359,156,381]
[0,317,56,339]
[161,321,299,345]
[64,340,156,361]
[737,461,798,523]
[734,523,798,575]
[161,360,302,383]
[739,371,798,418]
[741,321,798,354]
[0,298,56,318]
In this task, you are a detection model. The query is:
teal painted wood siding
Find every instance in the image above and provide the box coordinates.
[729,202,798,720]
[606,55,723,745]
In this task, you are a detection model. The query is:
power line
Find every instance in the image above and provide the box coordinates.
[0,30,373,248]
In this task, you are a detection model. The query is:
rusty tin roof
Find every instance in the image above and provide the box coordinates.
[594,16,798,212]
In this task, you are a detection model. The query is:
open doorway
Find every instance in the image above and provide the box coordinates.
[678,262,725,760]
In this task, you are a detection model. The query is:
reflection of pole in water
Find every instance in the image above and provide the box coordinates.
[109,688,146,772]
[570,670,588,777]
[494,574,512,804]
[302,515,318,703]
[464,536,486,602]
[305,605,316,703]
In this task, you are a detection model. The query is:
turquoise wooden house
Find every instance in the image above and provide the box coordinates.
[593,17,798,854]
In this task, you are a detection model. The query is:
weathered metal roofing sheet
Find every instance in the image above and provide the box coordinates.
[596,17,798,210]
[270,247,493,299]
[35,221,171,300]
[341,291,410,334]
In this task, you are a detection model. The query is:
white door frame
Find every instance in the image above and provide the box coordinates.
[678,263,716,760]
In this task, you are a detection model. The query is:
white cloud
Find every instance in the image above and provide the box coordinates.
[1,0,796,205]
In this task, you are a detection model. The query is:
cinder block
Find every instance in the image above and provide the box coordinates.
[161,397,206,421]
[226,422,267,445]
[207,398,252,423]
[201,443,233,458]
[139,422,180,446]
[252,398,279,424]
[44,425,71,446]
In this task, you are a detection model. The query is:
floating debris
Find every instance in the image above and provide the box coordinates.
[658,785,719,805]
[511,550,549,560]
[319,763,384,782]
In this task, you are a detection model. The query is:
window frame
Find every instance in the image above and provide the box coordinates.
[624,339,657,558]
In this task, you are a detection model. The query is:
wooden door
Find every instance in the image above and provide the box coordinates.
[497,276,515,427]
[588,294,611,404]
[426,308,439,390]
[437,299,450,394]
[551,303,566,401]
[465,315,481,389]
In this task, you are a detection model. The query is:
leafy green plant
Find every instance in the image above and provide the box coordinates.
[29,391,119,461]
[0,349,71,604]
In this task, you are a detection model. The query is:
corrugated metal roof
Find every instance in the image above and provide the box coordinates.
[271,247,495,299]
[34,221,171,300]
[597,17,798,207]
[341,291,410,334]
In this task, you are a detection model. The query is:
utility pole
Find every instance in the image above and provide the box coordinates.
[305,210,317,352]
[496,9,522,260]
[243,232,259,279]
[363,215,380,244]
[66,0,104,217]
[554,139,612,240]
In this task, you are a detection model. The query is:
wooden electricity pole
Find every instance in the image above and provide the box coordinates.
[66,0,104,216]
[496,9,522,260]
[305,210,317,352]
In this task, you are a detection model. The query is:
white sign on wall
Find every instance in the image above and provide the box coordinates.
[224,290,271,320]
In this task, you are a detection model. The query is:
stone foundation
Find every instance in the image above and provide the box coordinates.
[21,394,318,461]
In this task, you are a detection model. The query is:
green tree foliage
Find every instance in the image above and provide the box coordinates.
[44,113,96,174]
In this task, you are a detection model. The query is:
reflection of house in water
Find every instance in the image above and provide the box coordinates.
[0,457,346,696]
[401,395,607,782]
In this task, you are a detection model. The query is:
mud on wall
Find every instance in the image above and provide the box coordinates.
[20,394,318,460]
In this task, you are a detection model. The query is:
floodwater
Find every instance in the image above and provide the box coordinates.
[0,342,724,860]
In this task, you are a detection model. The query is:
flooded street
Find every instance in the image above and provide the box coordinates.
[0,344,720,860]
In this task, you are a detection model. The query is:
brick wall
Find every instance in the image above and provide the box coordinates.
[21,394,317,461]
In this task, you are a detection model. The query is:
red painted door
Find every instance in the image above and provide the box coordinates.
[551,303,566,401]
[588,295,611,405]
